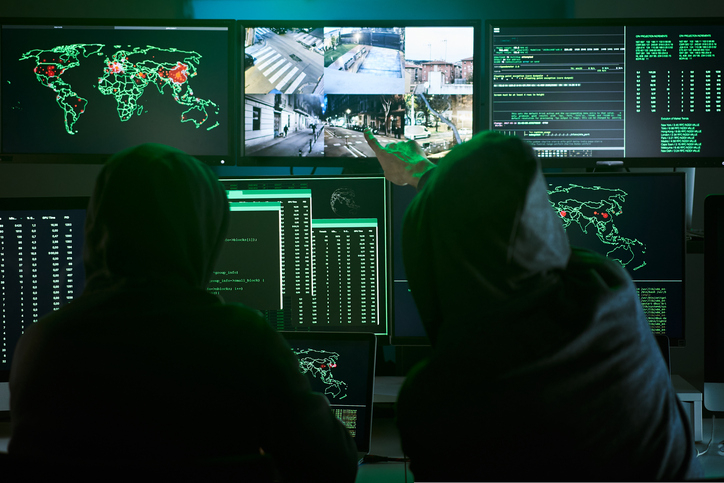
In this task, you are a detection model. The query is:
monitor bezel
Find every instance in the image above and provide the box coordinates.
[392,171,687,347]
[219,174,391,336]
[239,19,482,167]
[705,195,724,409]
[485,17,724,168]
[279,331,377,454]
[0,195,90,383]
[0,17,239,166]
[545,171,687,347]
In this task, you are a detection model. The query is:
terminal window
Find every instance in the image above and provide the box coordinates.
[219,177,388,335]
[0,202,86,370]
[491,22,724,160]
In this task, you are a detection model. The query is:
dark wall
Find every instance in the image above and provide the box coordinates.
[0,0,192,19]
[1,0,719,389]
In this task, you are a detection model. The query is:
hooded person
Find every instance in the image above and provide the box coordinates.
[8,144,358,482]
[366,130,702,481]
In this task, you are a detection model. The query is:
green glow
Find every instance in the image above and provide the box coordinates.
[96,46,219,129]
[226,189,312,199]
[20,43,220,134]
[20,44,105,134]
[312,219,377,228]
[548,183,647,270]
[293,348,348,400]
[229,202,282,211]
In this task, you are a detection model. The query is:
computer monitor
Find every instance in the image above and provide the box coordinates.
[704,195,724,410]
[0,18,237,165]
[391,173,687,346]
[486,18,724,167]
[280,332,376,454]
[215,176,389,335]
[390,183,428,345]
[0,197,88,382]
[546,173,686,345]
[240,20,480,165]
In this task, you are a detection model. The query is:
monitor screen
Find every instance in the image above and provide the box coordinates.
[546,173,686,344]
[391,173,686,346]
[390,183,428,345]
[215,176,389,335]
[280,332,376,454]
[705,195,724,409]
[0,19,237,165]
[487,18,724,167]
[241,20,479,165]
[0,197,88,382]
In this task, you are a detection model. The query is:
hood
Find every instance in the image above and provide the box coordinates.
[83,143,229,292]
[402,132,571,347]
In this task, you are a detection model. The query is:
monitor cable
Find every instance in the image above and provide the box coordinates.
[698,414,715,457]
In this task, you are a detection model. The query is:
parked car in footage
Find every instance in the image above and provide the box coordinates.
[404,125,431,140]
[244,53,256,70]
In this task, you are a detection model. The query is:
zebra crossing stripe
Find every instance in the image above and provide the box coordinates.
[269,63,292,83]
[255,46,274,60]
[285,72,307,94]
[276,67,299,91]
[256,53,281,71]
[263,58,287,76]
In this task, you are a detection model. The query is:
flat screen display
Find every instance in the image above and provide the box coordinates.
[217,176,389,335]
[281,332,376,454]
[0,197,88,382]
[546,173,686,344]
[241,20,479,165]
[0,19,237,165]
[391,173,686,346]
[487,18,724,167]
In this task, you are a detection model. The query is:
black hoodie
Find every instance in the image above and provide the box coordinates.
[396,132,702,481]
[9,144,357,482]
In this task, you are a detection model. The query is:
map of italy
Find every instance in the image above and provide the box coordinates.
[19,43,220,135]
[293,348,348,400]
[547,183,647,270]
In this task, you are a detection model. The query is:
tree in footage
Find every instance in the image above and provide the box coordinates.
[418,94,461,145]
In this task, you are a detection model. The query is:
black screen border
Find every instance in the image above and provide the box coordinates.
[705,194,724,383]
[545,171,687,346]
[485,17,724,168]
[239,19,481,168]
[279,331,377,454]
[0,17,238,166]
[391,171,687,347]
[219,174,391,336]
[0,195,89,382]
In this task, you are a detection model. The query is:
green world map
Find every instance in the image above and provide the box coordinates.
[547,183,647,271]
[20,43,220,134]
[293,347,348,400]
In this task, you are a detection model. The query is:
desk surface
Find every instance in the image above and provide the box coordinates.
[7,417,724,480]
[696,417,724,478]
[0,414,412,483]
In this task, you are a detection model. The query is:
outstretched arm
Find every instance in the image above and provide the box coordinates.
[364,129,436,189]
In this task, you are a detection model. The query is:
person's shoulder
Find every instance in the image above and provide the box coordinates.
[206,302,289,347]
[567,246,632,288]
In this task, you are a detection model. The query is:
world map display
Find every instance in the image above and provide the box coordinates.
[547,183,647,270]
[292,347,348,400]
[19,43,220,135]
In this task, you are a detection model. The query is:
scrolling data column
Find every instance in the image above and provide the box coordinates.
[225,189,313,328]
[308,219,379,328]
[0,210,84,367]
[208,202,283,310]
[492,25,625,159]
[626,25,724,158]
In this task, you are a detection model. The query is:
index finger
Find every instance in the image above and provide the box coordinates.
[364,129,384,155]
